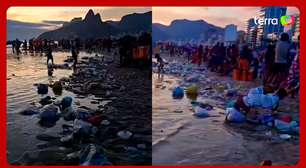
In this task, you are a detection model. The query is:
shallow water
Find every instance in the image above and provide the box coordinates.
[6,49,109,164]
[152,73,193,146]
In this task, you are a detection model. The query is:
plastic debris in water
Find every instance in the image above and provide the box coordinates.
[100,120,110,126]
[117,130,132,140]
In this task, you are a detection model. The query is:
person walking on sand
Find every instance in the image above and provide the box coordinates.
[72,47,78,68]
[46,46,54,65]
[155,53,164,74]
[15,39,21,55]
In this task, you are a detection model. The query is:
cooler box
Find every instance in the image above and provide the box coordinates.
[233,69,241,81]
[247,71,254,81]
[241,70,248,81]
[133,48,139,59]
[138,46,148,60]
[239,59,249,71]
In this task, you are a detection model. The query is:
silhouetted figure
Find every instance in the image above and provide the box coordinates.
[15,39,21,55]
[23,40,28,51]
[72,47,78,68]
[29,39,34,53]
[46,46,54,65]
[12,41,15,54]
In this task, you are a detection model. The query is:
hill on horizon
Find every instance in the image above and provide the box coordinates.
[37,9,152,40]
[152,19,224,43]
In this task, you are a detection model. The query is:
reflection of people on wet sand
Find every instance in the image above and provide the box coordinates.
[47,64,54,77]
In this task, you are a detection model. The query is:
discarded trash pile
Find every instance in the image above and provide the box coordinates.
[65,56,117,96]
[64,55,152,165]
[159,60,240,105]
[158,59,299,141]
[17,55,151,165]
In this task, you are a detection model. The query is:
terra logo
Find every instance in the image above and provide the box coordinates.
[254,15,295,27]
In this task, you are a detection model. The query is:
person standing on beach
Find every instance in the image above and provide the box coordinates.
[46,46,54,65]
[72,47,78,68]
[15,39,21,55]
[270,33,291,88]
[12,40,15,54]
[262,44,275,85]
[155,53,164,74]
[23,40,28,51]
[197,44,203,66]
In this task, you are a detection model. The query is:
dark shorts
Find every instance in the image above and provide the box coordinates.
[273,63,288,73]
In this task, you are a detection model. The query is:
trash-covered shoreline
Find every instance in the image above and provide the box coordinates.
[152,53,299,165]
[62,54,152,165]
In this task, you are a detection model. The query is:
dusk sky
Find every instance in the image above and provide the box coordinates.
[153,7,300,30]
[7,7,152,40]
[8,7,152,29]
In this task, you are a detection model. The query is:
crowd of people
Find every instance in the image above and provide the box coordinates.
[154,32,300,96]
[7,32,152,69]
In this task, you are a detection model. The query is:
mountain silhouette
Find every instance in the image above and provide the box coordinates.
[153,19,224,42]
[38,9,151,40]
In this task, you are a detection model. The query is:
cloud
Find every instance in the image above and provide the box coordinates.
[7,7,151,23]
[42,20,68,25]
[7,19,50,28]
[7,19,54,40]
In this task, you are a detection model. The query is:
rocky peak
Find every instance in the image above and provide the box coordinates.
[84,9,102,23]
[84,9,94,20]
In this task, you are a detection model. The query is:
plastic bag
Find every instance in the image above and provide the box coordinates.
[80,144,112,166]
[274,119,299,135]
[172,87,184,99]
[259,113,274,126]
[61,96,73,110]
[39,104,59,121]
[87,115,103,126]
[52,81,63,95]
[37,84,48,94]
[76,108,93,121]
[62,106,76,121]
[225,108,246,123]
[117,130,133,140]
[73,119,97,136]
[194,106,209,118]
[226,100,236,108]
[39,96,53,105]
[186,85,198,95]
